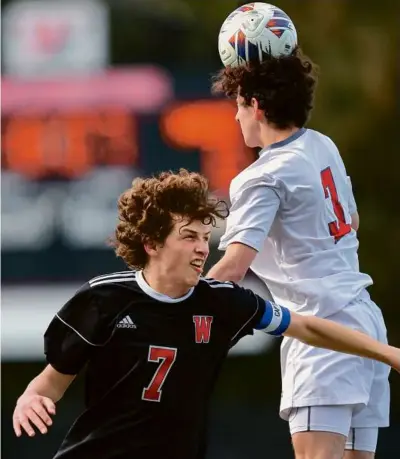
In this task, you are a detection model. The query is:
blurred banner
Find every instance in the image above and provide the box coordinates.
[1,66,173,254]
[3,0,109,78]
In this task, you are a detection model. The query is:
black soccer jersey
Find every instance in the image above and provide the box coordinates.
[44,270,287,459]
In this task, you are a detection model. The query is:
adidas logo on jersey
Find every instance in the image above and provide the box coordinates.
[117,315,137,329]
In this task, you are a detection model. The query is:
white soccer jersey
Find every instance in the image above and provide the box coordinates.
[219,128,372,317]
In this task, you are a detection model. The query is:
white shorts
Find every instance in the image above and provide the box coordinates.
[289,405,379,452]
[280,291,390,431]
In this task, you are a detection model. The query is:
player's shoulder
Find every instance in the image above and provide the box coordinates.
[307,128,340,152]
[267,128,339,161]
[263,129,341,176]
[233,129,311,184]
[229,156,282,197]
[76,270,139,298]
[198,277,235,290]
[87,270,138,288]
[59,270,141,318]
[197,277,250,301]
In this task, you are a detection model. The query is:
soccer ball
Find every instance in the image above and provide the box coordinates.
[218,2,298,67]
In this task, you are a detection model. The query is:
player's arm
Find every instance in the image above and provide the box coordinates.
[284,312,400,368]
[208,242,257,282]
[13,365,75,437]
[208,178,280,282]
[347,176,359,231]
[13,284,118,438]
[256,302,399,370]
[351,212,359,231]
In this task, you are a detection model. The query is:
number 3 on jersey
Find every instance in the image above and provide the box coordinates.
[321,167,351,243]
[142,346,177,402]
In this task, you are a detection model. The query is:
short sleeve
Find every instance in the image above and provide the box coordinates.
[44,285,120,375]
[347,176,357,215]
[219,176,280,252]
[215,283,292,345]
[215,283,266,344]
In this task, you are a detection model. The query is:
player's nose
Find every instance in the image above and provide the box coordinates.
[196,239,209,257]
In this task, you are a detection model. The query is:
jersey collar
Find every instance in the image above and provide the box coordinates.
[136,270,194,303]
[259,127,307,156]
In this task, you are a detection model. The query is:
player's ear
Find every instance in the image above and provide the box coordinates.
[251,97,263,120]
[144,239,159,257]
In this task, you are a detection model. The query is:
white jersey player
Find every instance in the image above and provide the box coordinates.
[209,51,390,459]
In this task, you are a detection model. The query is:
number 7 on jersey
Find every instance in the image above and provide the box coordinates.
[142,346,177,402]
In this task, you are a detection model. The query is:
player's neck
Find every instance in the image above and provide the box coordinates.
[141,268,191,299]
[260,124,300,149]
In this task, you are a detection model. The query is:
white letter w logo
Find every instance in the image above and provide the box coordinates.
[193,316,213,343]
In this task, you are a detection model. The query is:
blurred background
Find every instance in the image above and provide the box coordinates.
[1,0,399,457]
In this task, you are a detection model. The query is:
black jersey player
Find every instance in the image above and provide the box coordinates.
[13,170,400,459]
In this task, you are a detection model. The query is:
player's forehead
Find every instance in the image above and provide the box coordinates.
[172,216,212,235]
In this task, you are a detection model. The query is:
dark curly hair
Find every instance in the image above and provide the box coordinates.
[113,169,229,269]
[212,48,318,129]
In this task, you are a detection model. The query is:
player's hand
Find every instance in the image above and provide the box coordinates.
[13,392,56,437]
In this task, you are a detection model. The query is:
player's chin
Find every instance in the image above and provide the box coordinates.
[187,269,202,286]
[244,136,260,149]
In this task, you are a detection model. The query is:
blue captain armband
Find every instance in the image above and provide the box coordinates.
[255,301,291,336]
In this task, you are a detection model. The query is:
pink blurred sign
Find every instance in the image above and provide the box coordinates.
[1,67,174,114]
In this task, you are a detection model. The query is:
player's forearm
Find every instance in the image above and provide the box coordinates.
[24,365,75,403]
[207,253,249,282]
[208,243,258,282]
[290,315,395,367]
[24,376,64,403]
[207,259,245,283]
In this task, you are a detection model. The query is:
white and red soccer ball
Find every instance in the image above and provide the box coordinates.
[218,2,298,67]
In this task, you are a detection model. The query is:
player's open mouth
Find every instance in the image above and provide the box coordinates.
[190,260,204,274]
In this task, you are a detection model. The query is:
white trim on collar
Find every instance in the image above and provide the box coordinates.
[136,270,194,303]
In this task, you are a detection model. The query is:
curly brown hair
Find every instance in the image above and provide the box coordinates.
[113,169,229,269]
[211,48,318,129]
